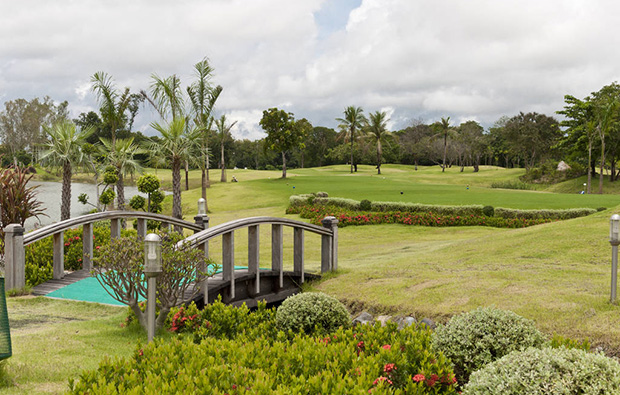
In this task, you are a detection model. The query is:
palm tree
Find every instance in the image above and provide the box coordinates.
[366,111,390,174]
[99,137,142,211]
[434,117,452,172]
[215,115,238,182]
[149,118,197,222]
[41,121,93,220]
[187,58,222,203]
[336,106,366,173]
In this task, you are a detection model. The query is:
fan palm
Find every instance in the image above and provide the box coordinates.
[41,121,93,220]
[336,106,366,173]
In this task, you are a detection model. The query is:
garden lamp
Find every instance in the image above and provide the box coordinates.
[197,198,206,215]
[144,233,162,342]
[610,214,620,303]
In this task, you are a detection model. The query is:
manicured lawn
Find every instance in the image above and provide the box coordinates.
[6,163,620,393]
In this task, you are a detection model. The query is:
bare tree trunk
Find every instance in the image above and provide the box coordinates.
[201,169,207,201]
[350,134,354,173]
[442,133,447,172]
[116,172,125,211]
[172,157,182,228]
[185,160,189,191]
[301,151,305,169]
[414,159,418,171]
[281,151,287,179]
[599,128,605,194]
[220,141,226,182]
[376,141,382,175]
[587,139,592,194]
[61,160,72,221]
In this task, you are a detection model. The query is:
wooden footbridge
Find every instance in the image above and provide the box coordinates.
[3,210,339,308]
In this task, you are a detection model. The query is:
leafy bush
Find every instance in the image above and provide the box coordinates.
[289,193,315,207]
[128,195,146,210]
[431,307,546,383]
[314,196,361,210]
[495,207,596,220]
[167,298,278,342]
[489,180,536,190]
[276,292,350,335]
[482,205,494,217]
[360,199,372,211]
[286,204,554,229]
[463,347,620,394]
[70,320,458,394]
[597,207,607,212]
[549,333,590,352]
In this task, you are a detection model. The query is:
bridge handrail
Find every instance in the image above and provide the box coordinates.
[23,211,202,246]
[179,216,331,248]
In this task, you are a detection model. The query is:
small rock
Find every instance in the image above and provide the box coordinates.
[376,315,392,326]
[352,311,374,326]
[420,318,436,330]
[391,315,417,329]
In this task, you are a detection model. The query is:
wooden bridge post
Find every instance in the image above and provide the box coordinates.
[53,231,65,279]
[321,216,339,272]
[82,223,93,271]
[272,224,283,288]
[3,224,25,291]
[294,227,304,283]
[222,231,235,300]
[136,218,147,240]
[194,213,210,305]
[248,225,260,294]
[110,218,121,239]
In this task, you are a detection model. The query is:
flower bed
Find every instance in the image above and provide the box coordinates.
[287,204,554,229]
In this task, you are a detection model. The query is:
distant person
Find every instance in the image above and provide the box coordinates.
[231,176,238,183]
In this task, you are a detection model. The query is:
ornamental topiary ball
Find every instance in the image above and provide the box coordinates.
[360,199,372,211]
[463,347,620,394]
[431,307,546,383]
[276,292,350,335]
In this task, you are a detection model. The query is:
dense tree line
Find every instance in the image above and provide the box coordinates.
[4,78,620,203]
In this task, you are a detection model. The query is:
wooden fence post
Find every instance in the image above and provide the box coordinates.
[294,227,305,283]
[110,218,121,239]
[248,225,260,295]
[194,214,210,305]
[222,231,235,300]
[321,216,339,272]
[53,231,65,279]
[3,224,25,291]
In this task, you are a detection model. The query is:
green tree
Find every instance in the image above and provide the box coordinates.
[40,121,93,220]
[432,117,452,172]
[336,106,366,173]
[502,112,561,171]
[150,118,197,222]
[365,111,390,174]
[99,137,142,211]
[456,120,486,172]
[396,120,433,170]
[259,108,305,179]
[294,118,313,168]
[187,58,222,204]
[215,115,237,182]
[591,83,620,193]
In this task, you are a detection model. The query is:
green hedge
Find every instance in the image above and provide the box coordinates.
[494,207,597,220]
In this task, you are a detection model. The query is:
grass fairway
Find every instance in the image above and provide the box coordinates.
[6,164,620,393]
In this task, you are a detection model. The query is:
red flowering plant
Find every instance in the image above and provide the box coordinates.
[168,303,202,334]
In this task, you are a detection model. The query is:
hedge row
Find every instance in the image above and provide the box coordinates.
[289,194,598,221]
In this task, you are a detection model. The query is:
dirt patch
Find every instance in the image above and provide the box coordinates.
[10,315,85,330]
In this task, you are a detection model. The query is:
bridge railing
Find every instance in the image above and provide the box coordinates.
[2,209,339,295]
[3,211,205,291]
[178,216,339,302]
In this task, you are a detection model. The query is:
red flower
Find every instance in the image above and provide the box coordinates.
[64,242,70,247]
[382,344,391,350]
[383,363,396,373]
[95,246,100,249]
[412,374,425,382]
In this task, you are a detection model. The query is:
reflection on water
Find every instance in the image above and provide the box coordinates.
[25,181,142,230]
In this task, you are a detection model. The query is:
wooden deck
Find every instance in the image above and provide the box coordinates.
[31,270,92,296]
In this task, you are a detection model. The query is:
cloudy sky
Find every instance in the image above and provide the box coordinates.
[1,0,620,140]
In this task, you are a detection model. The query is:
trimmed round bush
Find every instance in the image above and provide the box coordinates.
[276,292,349,335]
[482,205,494,217]
[464,347,620,394]
[360,199,372,211]
[432,307,546,383]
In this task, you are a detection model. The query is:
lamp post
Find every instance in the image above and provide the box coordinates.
[194,198,209,230]
[610,215,620,303]
[144,233,162,342]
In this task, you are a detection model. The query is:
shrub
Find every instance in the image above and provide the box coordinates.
[490,180,536,190]
[549,333,590,352]
[463,347,620,394]
[360,199,372,211]
[316,191,328,197]
[276,292,350,335]
[70,320,458,394]
[482,205,494,217]
[495,207,596,220]
[597,207,607,212]
[431,307,546,383]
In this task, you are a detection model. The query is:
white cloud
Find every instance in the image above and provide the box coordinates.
[2,0,620,137]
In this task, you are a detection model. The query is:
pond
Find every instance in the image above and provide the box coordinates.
[25,181,142,230]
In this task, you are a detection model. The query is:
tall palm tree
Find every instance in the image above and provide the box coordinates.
[149,118,197,222]
[336,106,366,173]
[187,58,222,203]
[434,117,452,172]
[366,111,390,174]
[145,74,184,121]
[41,121,93,220]
[215,115,237,182]
[99,137,142,211]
